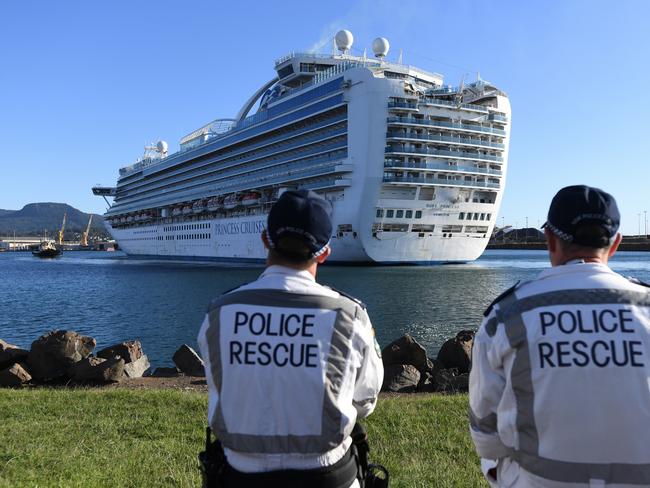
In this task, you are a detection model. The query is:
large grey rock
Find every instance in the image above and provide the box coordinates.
[70,356,124,383]
[172,345,205,376]
[433,369,469,393]
[97,340,143,364]
[151,367,181,378]
[27,330,96,380]
[0,339,29,369]
[0,363,32,387]
[436,330,475,374]
[123,355,150,378]
[381,334,430,374]
[381,364,421,393]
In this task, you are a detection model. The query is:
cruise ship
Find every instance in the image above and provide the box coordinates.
[93,31,511,264]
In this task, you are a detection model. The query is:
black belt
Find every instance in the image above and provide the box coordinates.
[223,447,359,488]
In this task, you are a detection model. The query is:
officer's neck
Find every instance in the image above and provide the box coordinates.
[266,256,319,278]
[552,251,609,267]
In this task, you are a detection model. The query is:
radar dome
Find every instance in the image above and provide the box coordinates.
[156,140,168,153]
[372,37,390,58]
[335,30,353,53]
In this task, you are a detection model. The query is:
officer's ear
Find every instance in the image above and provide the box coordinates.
[608,233,622,257]
[315,245,331,264]
[261,230,271,250]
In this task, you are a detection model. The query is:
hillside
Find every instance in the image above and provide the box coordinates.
[0,203,107,238]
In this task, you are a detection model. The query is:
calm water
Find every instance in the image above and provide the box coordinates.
[1,250,649,369]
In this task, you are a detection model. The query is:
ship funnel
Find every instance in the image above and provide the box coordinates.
[335,30,353,54]
[372,37,390,59]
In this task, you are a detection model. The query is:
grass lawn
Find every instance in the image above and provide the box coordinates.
[0,390,483,487]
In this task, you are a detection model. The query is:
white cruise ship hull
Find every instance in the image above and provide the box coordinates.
[98,49,511,265]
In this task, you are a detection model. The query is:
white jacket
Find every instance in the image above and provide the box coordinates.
[197,265,383,476]
[470,261,650,487]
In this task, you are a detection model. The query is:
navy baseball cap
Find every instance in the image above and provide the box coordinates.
[267,190,333,258]
[542,185,620,247]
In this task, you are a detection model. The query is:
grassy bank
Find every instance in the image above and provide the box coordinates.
[0,390,482,487]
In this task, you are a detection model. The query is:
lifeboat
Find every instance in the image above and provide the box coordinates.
[192,201,205,214]
[223,194,239,210]
[207,197,221,212]
[182,205,192,215]
[172,207,182,217]
[241,191,261,206]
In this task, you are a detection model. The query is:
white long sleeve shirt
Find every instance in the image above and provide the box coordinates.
[470,261,650,487]
[197,265,383,475]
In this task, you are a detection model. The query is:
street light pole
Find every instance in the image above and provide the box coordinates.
[639,213,642,237]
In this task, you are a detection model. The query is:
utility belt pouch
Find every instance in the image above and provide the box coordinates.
[199,427,226,488]
[351,422,389,488]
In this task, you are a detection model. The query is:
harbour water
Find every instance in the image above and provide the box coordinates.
[1,250,649,369]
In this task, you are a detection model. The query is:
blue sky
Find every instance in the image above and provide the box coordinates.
[1,0,648,235]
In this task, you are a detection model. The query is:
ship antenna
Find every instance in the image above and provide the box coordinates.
[398,49,403,64]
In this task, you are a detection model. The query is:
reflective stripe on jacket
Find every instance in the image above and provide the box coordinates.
[197,265,383,474]
[469,262,650,487]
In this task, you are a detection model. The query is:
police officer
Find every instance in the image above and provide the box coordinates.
[197,189,384,488]
[469,185,650,487]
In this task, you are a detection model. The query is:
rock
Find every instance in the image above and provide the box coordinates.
[0,363,32,387]
[172,345,205,376]
[27,330,96,380]
[436,330,475,374]
[381,334,430,374]
[433,369,470,393]
[0,339,29,369]
[381,364,421,393]
[70,356,124,383]
[97,340,143,364]
[151,367,181,378]
[123,355,150,378]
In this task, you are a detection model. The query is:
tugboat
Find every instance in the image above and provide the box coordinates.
[32,240,61,258]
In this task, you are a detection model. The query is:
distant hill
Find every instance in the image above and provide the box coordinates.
[0,203,107,238]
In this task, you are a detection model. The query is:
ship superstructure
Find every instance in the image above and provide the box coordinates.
[93,31,511,264]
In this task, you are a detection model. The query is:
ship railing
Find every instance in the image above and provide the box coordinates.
[418,97,489,113]
[387,116,507,135]
[383,175,500,189]
[115,145,349,208]
[112,157,351,214]
[385,146,503,162]
[384,160,502,175]
[387,101,418,109]
[386,131,505,149]
[488,113,508,122]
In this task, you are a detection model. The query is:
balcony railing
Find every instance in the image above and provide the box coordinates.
[384,160,502,175]
[388,101,418,110]
[387,116,506,135]
[418,97,489,113]
[383,175,500,189]
[386,131,505,149]
[385,146,503,162]
[488,113,508,122]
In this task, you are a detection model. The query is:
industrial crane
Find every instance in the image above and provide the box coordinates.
[57,212,67,245]
[81,215,93,247]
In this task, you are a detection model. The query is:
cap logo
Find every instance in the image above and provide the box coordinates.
[570,213,611,225]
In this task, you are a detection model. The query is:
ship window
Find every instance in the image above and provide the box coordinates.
[459,212,465,220]
[415,210,422,219]
[486,214,491,221]
[396,210,404,218]
[386,210,394,218]
[474,213,479,220]
[467,212,473,220]
[405,210,413,218]
[480,213,485,220]
[376,209,383,218]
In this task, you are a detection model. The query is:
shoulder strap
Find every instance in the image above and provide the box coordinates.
[628,277,650,289]
[483,282,519,317]
[325,286,367,309]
